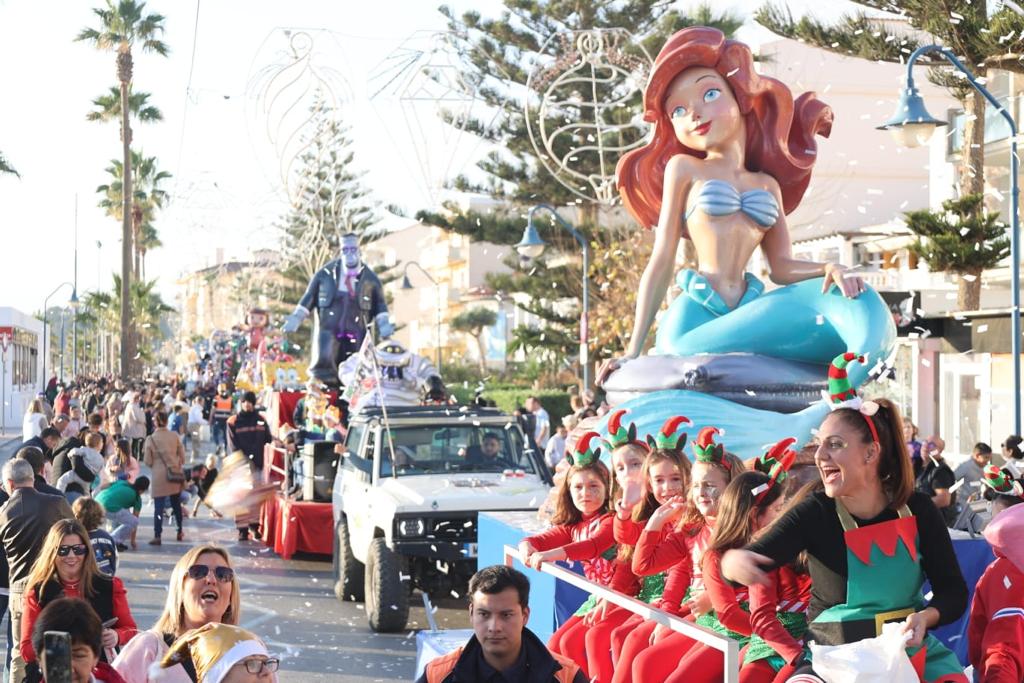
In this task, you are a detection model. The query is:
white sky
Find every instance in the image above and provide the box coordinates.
[0,0,853,315]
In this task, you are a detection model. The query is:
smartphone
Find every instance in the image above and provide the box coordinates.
[42,631,72,683]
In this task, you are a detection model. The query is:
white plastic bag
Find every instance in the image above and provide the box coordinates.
[808,622,918,683]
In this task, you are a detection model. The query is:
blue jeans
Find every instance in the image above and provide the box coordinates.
[154,494,182,538]
[212,419,228,451]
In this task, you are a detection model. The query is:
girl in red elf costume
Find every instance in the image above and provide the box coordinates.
[539,410,652,680]
[518,432,616,679]
[967,464,1024,682]
[581,413,692,683]
[619,427,745,683]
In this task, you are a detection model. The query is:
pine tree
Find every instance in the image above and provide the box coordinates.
[905,194,1011,310]
[278,99,379,283]
[419,2,743,371]
[757,1,1024,307]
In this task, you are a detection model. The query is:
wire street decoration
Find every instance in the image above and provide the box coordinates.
[367,30,510,206]
[245,29,354,207]
[525,28,652,205]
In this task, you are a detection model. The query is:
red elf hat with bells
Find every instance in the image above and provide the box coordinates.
[981,463,1024,498]
[602,409,650,452]
[692,426,728,467]
[568,431,603,467]
[646,415,692,451]
[751,437,798,502]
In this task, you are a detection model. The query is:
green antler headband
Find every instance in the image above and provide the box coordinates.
[603,409,647,452]
[752,437,798,501]
[645,415,692,451]
[692,426,727,467]
[570,431,603,468]
[982,464,1024,497]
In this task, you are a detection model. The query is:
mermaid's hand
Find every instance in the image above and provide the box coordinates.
[822,263,865,298]
[597,353,637,386]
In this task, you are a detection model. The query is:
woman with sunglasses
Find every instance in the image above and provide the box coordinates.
[113,545,240,683]
[720,359,968,682]
[20,519,138,678]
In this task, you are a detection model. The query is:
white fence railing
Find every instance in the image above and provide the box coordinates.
[502,545,739,683]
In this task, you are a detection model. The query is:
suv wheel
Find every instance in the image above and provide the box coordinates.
[333,520,364,602]
[364,537,409,632]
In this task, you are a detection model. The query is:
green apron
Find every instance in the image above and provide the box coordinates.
[808,500,965,682]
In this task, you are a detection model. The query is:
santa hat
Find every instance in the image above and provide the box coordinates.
[156,624,270,683]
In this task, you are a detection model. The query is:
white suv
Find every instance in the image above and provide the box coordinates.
[331,405,553,632]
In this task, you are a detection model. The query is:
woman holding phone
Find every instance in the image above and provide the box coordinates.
[20,519,138,679]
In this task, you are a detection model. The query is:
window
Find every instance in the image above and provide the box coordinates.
[378,424,532,477]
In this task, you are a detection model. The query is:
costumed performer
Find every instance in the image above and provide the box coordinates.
[966,465,1024,682]
[282,233,394,387]
[720,354,968,682]
[619,428,745,683]
[582,414,692,683]
[516,433,617,681]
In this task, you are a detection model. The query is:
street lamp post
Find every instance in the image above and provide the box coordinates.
[878,43,1021,435]
[401,262,442,370]
[41,281,75,393]
[59,308,67,383]
[515,204,591,388]
[70,288,79,380]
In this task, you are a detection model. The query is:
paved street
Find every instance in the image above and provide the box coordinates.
[0,437,470,683]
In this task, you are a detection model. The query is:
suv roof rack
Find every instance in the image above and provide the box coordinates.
[352,405,508,419]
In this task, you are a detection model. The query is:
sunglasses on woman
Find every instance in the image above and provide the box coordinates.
[187,565,235,583]
[241,658,279,674]
[57,544,88,557]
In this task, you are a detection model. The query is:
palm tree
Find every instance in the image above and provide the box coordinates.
[137,222,162,279]
[79,275,173,368]
[76,0,169,379]
[86,85,163,123]
[0,151,17,177]
[96,150,171,278]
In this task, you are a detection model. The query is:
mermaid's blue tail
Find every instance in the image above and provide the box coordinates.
[603,279,896,460]
[597,390,830,464]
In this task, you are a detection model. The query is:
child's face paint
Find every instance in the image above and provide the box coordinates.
[690,461,729,518]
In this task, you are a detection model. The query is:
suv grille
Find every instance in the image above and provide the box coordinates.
[427,516,475,542]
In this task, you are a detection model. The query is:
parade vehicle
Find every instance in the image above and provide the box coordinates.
[330,404,553,632]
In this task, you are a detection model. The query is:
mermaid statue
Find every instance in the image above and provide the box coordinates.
[597,27,896,458]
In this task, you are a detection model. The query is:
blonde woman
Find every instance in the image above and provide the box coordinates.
[20,519,137,674]
[22,398,48,441]
[112,545,240,683]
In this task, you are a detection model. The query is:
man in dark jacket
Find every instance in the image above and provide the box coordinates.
[226,391,273,542]
[417,565,584,683]
[14,447,62,497]
[18,427,61,464]
[0,458,74,682]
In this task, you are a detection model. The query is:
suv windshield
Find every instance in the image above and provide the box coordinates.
[378,424,534,477]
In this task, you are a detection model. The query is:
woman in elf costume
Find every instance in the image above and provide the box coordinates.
[967,464,1024,681]
[517,433,619,679]
[722,354,968,682]
[621,428,746,682]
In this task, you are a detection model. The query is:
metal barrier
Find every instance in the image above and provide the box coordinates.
[503,545,740,683]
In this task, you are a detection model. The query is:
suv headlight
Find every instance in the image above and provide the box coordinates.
[397,518,426,537]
